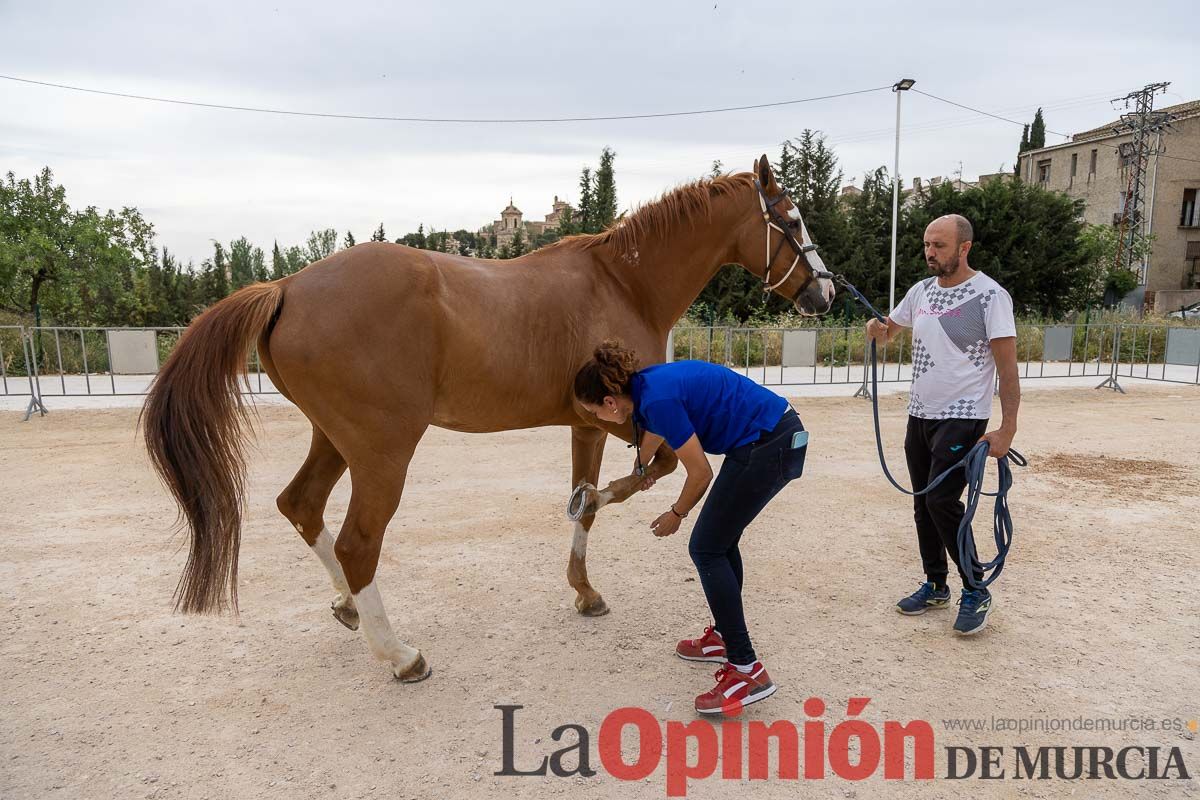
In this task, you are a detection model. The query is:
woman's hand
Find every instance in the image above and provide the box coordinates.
[650,509,681,537]
[632,466,656,491]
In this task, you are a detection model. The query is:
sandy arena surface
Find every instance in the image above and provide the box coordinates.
[2,385,1199,799]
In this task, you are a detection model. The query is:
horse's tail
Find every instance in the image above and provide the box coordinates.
[142,281,286,615]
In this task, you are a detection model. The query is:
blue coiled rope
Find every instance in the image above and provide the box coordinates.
[829,273,1026,590]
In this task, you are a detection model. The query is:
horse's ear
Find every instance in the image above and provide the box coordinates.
[756,154,774,187]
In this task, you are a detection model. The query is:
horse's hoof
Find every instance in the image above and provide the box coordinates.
[567,483,599,521]
[576,595,610,617]
[393,653,432,683]
[331,601,359,631]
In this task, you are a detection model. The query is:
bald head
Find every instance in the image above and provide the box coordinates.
[927,214,973,246]
[923,214,974,278]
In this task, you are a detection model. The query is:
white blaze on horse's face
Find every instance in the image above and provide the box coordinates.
[782,203,836,314]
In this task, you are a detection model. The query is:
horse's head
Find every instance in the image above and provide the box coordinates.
[732,155,836,316]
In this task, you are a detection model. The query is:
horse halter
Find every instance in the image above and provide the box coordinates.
[753,177,829,302]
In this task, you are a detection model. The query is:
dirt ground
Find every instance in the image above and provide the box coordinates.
[2,385,1199,799]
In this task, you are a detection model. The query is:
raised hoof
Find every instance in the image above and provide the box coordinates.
[331,601,360,631]
[575,594,610,617]
[567,482,600,521]
[393,653,432,683]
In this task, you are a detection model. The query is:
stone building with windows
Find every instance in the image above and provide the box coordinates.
[1017,100,1200,311]
[480,196,574,251]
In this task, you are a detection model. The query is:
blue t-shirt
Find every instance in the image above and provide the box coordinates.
[630,361,788,455]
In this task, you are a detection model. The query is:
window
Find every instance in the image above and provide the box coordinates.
[1089,148,1097,178]
[1037,159,1051,185]
[1183,189,1199,228]
[1069,153,1078,188]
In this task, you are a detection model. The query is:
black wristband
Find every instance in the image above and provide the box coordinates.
[670,505,686,519]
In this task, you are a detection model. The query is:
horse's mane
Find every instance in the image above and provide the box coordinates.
[552,172,755,259]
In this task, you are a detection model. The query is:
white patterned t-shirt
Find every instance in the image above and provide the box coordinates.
[889,272,1016,420]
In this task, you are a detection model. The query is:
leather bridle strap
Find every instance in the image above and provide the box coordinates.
[753,178,821,298]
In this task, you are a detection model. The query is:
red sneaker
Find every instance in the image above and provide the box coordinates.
[675,625,727,663]
[694,661,776,715]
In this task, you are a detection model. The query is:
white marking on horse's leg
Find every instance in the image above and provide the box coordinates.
[571,521,588,559]
[594,487,615,511]
[311,526,353,606]
[353,580,422,678]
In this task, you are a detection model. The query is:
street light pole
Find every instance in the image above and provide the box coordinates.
[889,78,915,313]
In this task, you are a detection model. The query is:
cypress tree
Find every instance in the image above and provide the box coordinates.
[1029,108,1046,150]
[594,147,618,230]
[578,167,595,234]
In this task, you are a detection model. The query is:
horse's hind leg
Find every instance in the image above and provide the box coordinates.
[276,425,359,630]
[334,428,430,682]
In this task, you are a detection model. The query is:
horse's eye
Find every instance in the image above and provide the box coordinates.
[787,220,801,231]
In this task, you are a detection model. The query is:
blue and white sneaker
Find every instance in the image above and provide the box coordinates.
[896,582,952,615]
[953,588,993,635]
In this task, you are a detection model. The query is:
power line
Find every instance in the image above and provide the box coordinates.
[912,89,1073,139]
[914,87,1200,164]
[0,73,892,124]
[1158,153,1200,165]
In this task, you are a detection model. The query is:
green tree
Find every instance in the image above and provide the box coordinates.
[594,147,618,230]
[271,241,287,280]
[344,230,356,249]
[398,224,427,249]
[197,242,229,306]
[778,133,848,260]
[251,244,267,282]
[1078,223,1152,306]
[0,167,78,321]
[228,237,257,289]
[1029,108,1046,150]
[370,223,387,242]
[451,229,479,255]
[508,227,527,257]
[284,245,308,275]
[577,167,595,234]
[555,205,578,238]
[305,229,338,262]
[839,166,897,312]
[0,167,160,327]
[899,178,1091,316]
[1015,124,1031,175]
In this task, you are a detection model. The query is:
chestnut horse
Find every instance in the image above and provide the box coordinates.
[142,156,834,682]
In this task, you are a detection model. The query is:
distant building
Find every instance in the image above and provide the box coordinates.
[480,196,575,250]
[839,174,991,210]
[1017,99,1200,310]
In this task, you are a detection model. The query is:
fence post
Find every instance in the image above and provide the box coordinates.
[21,327,49,421]
[853,338,872,399]
[1095,324,1126,393]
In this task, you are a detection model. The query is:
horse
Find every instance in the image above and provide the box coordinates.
[142,155,835,682]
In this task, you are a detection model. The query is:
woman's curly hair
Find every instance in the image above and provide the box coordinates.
[573,339,641,405]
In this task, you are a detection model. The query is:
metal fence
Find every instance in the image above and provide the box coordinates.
[2,326,280,420]
[669,322,1200,392]
[4,322,1199,418]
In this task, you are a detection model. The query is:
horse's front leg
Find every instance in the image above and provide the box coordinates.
[568,426,609,616]
[567,440,679,520]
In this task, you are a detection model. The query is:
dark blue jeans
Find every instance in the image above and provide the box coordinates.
[688,408,807,665]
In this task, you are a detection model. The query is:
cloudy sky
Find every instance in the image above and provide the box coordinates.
[2,0,1193,264]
